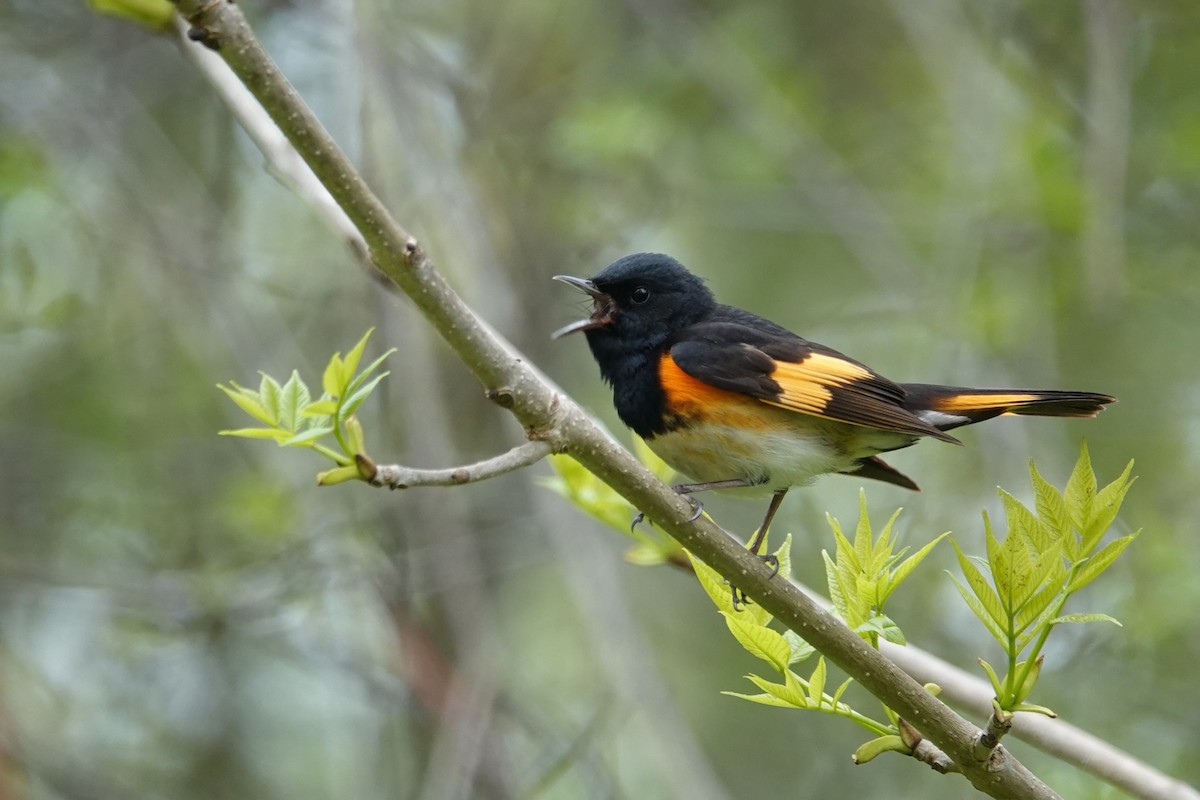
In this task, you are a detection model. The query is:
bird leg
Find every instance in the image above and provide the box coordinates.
[732,489,788,610]
[629,477,763,532]
[747,489,787,564]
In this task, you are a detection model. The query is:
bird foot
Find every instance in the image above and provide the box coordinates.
[730,553,780,611]
[629,490,704,532]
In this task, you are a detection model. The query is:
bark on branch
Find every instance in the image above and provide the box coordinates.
[360,441,554,490]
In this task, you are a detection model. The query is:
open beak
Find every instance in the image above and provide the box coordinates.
[552,275,614,338]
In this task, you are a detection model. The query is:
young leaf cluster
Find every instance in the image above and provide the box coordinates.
[948,442,1137,716]
[541,438,685,565]
[217,329,395,485]
[690,498,946,752]
[824,491,948,649]
[688,540,893,736]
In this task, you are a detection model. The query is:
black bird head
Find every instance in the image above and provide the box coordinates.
[553,253,715,363]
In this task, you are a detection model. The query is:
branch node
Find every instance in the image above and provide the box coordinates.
[186,25,221,49]
[451,468,470,484]
[898,717,923,751]
[973,705,1015,761]
[487,387,515,408]
[355,453,378,482]
[403,236,420,263]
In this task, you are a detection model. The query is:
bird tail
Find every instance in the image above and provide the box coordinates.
[902,384,1115,432]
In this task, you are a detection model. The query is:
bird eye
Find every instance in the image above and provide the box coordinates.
[630,287,650,304]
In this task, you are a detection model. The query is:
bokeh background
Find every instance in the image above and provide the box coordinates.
[2,1,1197,797]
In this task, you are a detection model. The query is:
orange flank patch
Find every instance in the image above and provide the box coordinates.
[658,354,775,429]
[934,393,1041,413]
[658,353,748,408]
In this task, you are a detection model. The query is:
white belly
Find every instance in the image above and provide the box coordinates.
[645,422,858,496]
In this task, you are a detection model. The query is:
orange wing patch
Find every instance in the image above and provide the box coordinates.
[762,353,873,415]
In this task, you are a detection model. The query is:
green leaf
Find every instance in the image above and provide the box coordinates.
[854,491,873,570]
[1030,460,1072,538]
[281,426,334,447]
[854,573,877,624]
[822,550,849,621]
[344,349,397,398]
[1011,547,1064,625]
[745,673,809,708]
[871,508,903,574]
[948,573,1008,647]
[1015,655,1044,705]
[721,690,800,709]
[1014,559,1067,635]
[852,735,909,764]
[87,0,174,29]
[999,517,1037,613]
[278,371,311,433]
[830,677,854,708]
[721,612,791,672]
[872,613,906,646]
[689,552,737,616]
[341,328,375,387]
[302,399,339,417]
[542,455,636,535]
[1065,441,1097,532]
[826,513,861,573]
[1011,702,1058,717]
[882,532,948,605]
[316,465,361,486]
[1049,612,1122,627]
[806,656,827,708]
[854,614,905,646]
[345,415,365,454]
[624,542,669,566]
[773,533,793,583]
[340,371,390,422]
[783,630,815,665]
[978,657,1003,697]
[258,373,283,423]
[1000,488,1053,556]
[952,540,1008,634]
[219,427,289,441]
[322,353,344,398]
[218,383,276,426]
[1067,533,1138,593]
[1081,461,1136,553]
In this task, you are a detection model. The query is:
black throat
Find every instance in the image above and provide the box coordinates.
[583,330,671,439]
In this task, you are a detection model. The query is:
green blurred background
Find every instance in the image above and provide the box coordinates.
[1,1,1197,797]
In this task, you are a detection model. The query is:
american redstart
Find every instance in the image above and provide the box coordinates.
[554,252,1114,559]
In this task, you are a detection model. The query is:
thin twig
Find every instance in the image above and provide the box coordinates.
[362,441,553,490]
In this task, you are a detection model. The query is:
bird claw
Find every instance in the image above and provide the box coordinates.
[629,490,704,532]
[730,553,781,611]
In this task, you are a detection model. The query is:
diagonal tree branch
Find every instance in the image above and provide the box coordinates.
[165,3,1168,798]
